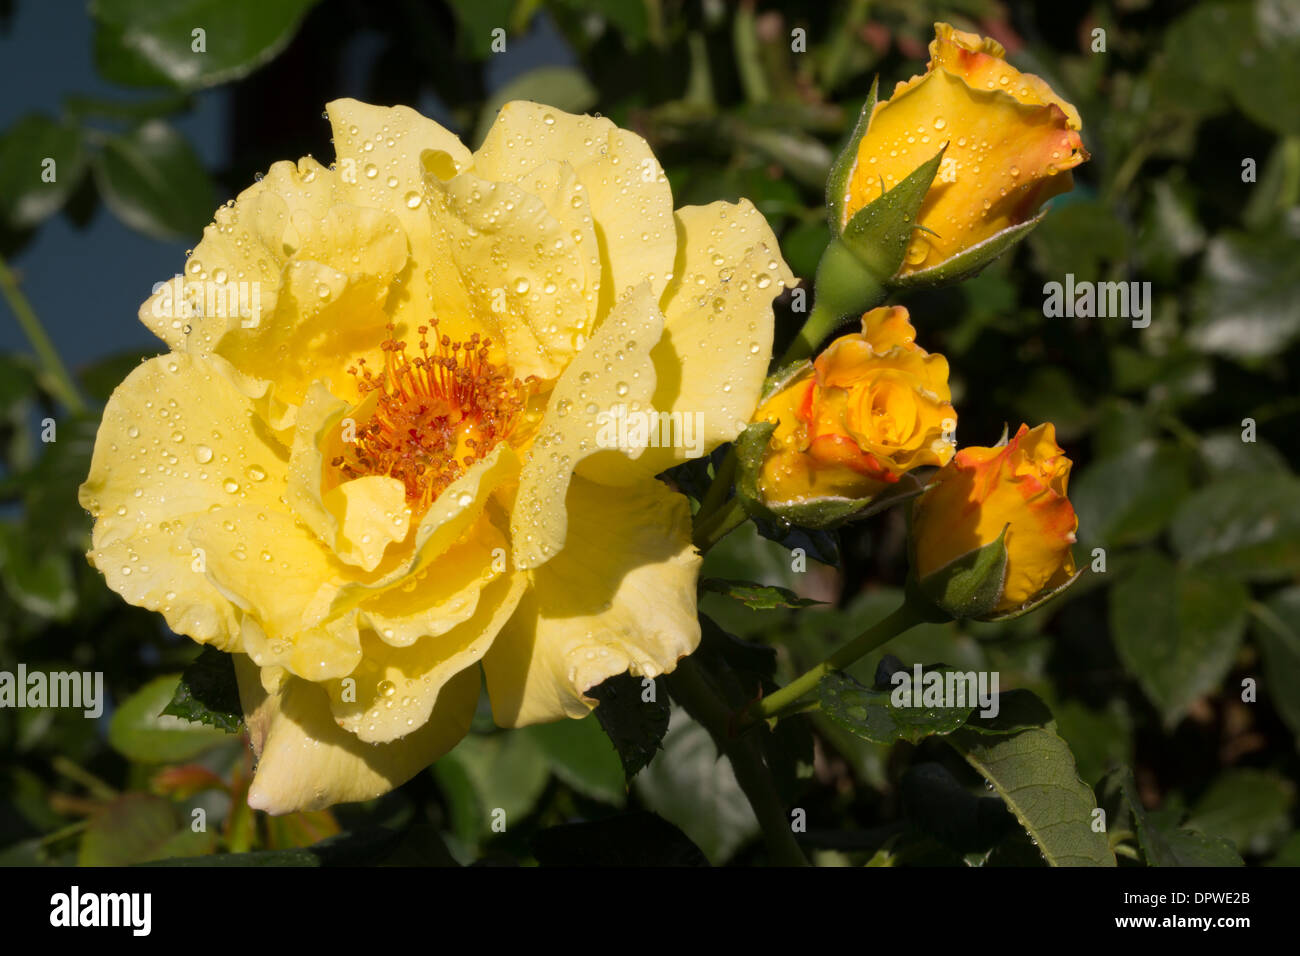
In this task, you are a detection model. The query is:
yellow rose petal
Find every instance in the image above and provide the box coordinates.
[580,200,794,484]
[509,282,663,570]
[331,571,527,743]
[78,352,289,649]
[485,475,699,726]
[212,205,408,411]
[238,654,478,814]
[327,98,483,350]
[358,517,507,648]
[428,167,598,380]
[928,22,1083,130]
[190,505,362,680]
[288,382,410,572]
[474,101,676,314]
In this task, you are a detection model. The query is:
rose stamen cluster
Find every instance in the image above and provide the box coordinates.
[335,320,532,510]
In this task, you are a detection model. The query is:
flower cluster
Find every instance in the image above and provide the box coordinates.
[81,20,1088,817]
[749,22,1086,620]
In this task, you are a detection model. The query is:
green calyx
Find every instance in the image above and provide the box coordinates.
[733,419,930,532]
[911,525,1011,621]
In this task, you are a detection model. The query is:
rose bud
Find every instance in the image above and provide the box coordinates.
[743,306,955,527]
[909,422,1081,620]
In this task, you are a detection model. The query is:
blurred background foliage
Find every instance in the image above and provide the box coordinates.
[1,0,1298,866]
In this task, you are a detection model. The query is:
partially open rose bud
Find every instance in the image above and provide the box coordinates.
[750,306,955,519]
[835,22,1088,286]
[909,422,1080,620]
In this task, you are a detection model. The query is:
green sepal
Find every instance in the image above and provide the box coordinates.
[980,566,1084,622]
[912,524,1011,620]
[825,75,879,230]
[838,144,946,280]
[758,359,811,404]
[889,210,1047,290]
[733,420,931,532]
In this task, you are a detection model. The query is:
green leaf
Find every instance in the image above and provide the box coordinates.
[78,794,212,865]
[1199,430,1289,478]
[93,18,177,87]
[161,646,242,734]
[0,523,76,621]
[818,669,973,745]
[1070,441,1191,549]
[1252,585,1300,744]
[1186,769,1295,857]
[900,762,1016,854]
[587,671,669,780]
[1191,232,1300,360]
[946,727,1116,867]
[633,706,759,864]
[448,0,516,59]
[90,0,320,89]
[699,578,822,610]
[554,0,650,46]
[474,66,597,148]
[1109,553,1249,726]
[524,714,626,806]
[959,689,1055,735]
[532,812,708,866]
[107,675,231,763]
[1170,473,1300,580]
[19,413,99,552]
[436,729,549,835]
[1117,768,1244,866]
[0,115,87,230]
[92,121,214,240]
[1028,200,1130,279]
[734,126,834,190]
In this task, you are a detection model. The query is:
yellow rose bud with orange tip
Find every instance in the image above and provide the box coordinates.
[740,306,955,529]
[909,422,1081,620]
[788,22,1089,370]
[839,22,1088,282]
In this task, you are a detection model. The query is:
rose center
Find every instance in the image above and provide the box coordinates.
[332,321,530,510]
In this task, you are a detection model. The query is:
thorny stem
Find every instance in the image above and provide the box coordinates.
[739,599,928,729]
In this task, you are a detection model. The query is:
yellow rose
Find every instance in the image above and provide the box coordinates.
[911,422,1078,614]
[841,22,1088,277]
[754,306,955,505]
[78,99,793,812]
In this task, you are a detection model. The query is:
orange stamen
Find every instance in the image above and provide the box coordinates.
[332,319,531,511]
